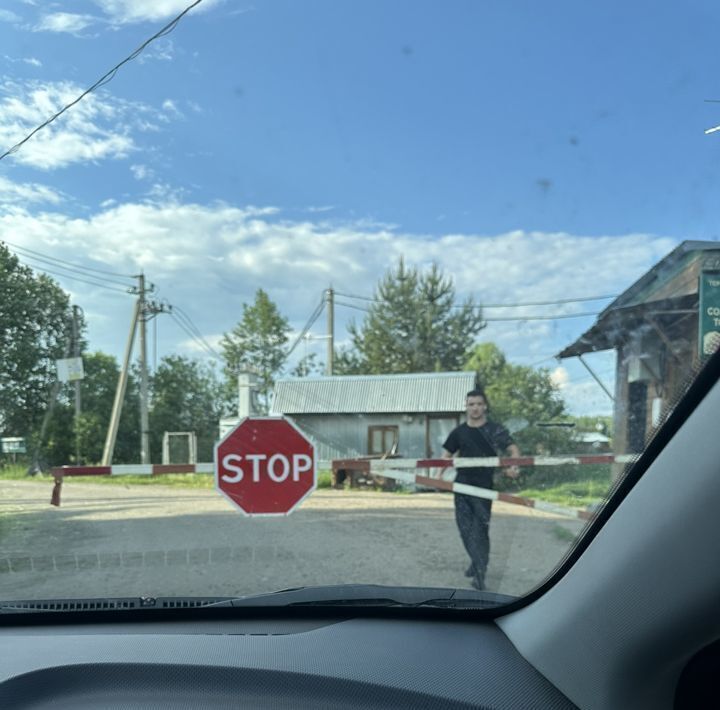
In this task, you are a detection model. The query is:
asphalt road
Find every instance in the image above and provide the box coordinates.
[1,479,584,601]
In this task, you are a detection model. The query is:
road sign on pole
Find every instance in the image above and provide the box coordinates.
[214,417,316,516]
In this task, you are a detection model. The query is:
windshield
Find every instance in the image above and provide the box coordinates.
[1,0,718,610]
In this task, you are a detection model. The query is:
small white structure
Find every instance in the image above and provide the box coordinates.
[219,372,261,438]
[162,431,197,464]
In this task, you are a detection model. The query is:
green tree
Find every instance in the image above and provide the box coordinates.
[220,289,290,412]
[0,243,81,462]
[149,355,224,462]
[338,258,485,374]
[290,353,325,378]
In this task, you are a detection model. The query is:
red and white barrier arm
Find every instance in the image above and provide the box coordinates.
[49,464,214,506]
[370,467,597,522]
[370,454,637,471]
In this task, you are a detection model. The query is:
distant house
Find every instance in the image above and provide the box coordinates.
[270,371,477,463]
[573,431,612,453]
[559,240,720,461]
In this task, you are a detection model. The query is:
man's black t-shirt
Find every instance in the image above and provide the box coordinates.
[442,422,514,488]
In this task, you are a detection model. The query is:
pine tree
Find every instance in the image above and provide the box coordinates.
[338,258,485,374]
[220,289,290,412]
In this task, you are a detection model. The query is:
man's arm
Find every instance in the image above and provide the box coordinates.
[503,442,521,479]
[433,447,455,479]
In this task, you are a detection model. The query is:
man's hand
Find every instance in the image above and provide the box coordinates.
[503,444,521,479]
[503,465,520,479]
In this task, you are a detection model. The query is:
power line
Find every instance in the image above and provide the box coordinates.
[171,304,224,360]
[2,240,135,280]
[334,298,600,322]
[485,311,601,322]
[334,300,369,313]
[334,290,617,309]
[170,311,222,361]
[17,259,132,294]
[0,0,205,162]
[285,297,327,359]
[9,250,136,289]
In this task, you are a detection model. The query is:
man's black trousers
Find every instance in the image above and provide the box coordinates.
[454,493,492,586]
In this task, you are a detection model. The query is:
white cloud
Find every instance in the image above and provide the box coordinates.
[0,80,171,170]
[553,377,615,417]
[130,164,153,180]
[3,54,42,67]
[0,175,63,206]
[34,12,96,33]
[0,10,21,23]
[91,0,224,25]
[137,38,175,64]
[0,199,678,415]
[550,366,569,388]
[161,99,182,117]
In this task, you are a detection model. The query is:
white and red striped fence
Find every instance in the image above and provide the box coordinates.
[49,454,636,519]
[49,464,212,506]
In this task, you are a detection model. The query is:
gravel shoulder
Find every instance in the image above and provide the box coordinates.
[1,479,584,601]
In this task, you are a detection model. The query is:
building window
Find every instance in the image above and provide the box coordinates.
[368,426,399,455]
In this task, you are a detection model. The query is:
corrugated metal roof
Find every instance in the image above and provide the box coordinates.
[271,371,477,414]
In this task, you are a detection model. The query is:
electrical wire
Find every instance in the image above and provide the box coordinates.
[170,311,222,361]
[285,297,327,359]
[9,250,136,288]
[334,300,370,313]
[17,259,132,294]
[171,304,224,360]
[334,299,600,322]
[0,0,205,162]
[484,311,601,322]
[334,290,618,309]
[2,240,136,279]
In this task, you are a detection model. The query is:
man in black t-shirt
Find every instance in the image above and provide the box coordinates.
[442,389,520,591]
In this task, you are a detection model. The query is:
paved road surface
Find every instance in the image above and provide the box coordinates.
[1,479,584,601]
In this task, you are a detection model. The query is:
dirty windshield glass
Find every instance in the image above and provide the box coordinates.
[1,1,719,608]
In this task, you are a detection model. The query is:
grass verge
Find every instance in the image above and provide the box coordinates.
[0,466,334,490]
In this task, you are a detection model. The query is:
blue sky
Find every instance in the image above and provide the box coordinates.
[1,0,719,415]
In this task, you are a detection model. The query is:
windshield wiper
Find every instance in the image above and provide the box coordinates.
[0,586,515,614]
[208,584,516,610]
[0,596,232,614]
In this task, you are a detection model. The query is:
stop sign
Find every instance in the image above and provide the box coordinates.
[214,417,316,516]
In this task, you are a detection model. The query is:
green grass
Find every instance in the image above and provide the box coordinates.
[516,479,610,508]
[0,465,29,480]
[1,461,610,508]
[498,463,613,509]
[0,465,335,489]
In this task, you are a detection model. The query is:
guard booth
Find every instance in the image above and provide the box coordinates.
[559,241,720,473]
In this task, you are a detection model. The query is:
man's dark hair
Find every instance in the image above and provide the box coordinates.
[466,388,489,407]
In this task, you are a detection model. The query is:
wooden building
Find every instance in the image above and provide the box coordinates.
[559,241,720,460]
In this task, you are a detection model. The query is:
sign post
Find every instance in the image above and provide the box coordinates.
[214,417,316,516]
[699,271,720,360]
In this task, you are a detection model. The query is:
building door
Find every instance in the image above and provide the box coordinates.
[627,381,648,453]
[426,416,459,458]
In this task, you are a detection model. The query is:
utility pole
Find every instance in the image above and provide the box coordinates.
[101,275,170,466]
[102,299,141,466]
[326,287,334,375]
[138,273,150,465]
[72,305,83,463]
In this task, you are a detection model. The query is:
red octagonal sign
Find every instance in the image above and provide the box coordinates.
[214,417,316,516]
